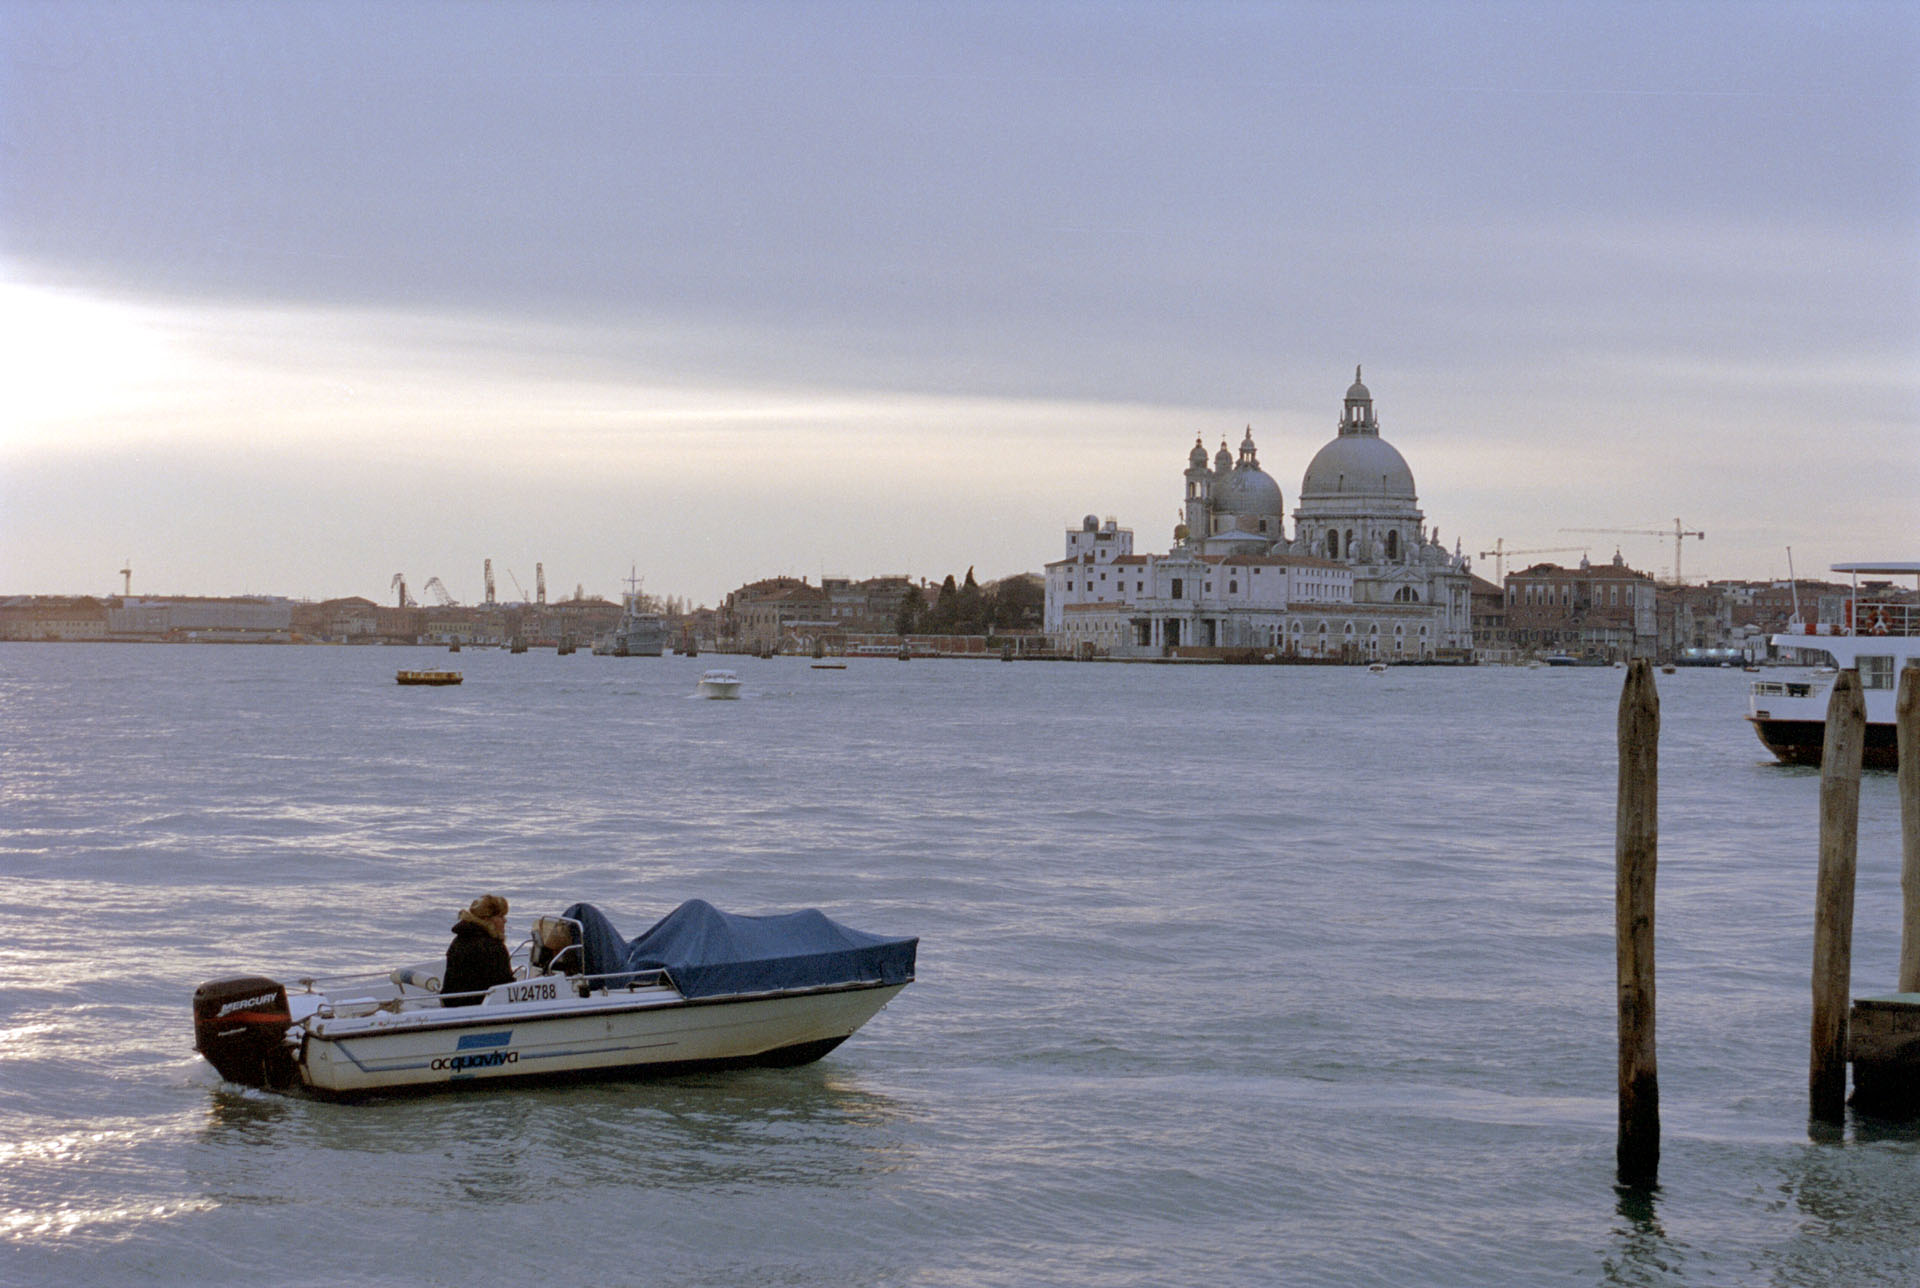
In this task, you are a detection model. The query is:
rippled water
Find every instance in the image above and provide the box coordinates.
[1,644,1915,1287]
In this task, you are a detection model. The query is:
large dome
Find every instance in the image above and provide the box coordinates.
[1300,434,1416,499]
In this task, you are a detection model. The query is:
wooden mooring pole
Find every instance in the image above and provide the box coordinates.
[1810,669,1865,1126]
[1899,668,1920,994]
[1616,658,1659,1186]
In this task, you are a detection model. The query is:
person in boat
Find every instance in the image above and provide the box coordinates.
[531,916,582,976]
[442,894,514,1006]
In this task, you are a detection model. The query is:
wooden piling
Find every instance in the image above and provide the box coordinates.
[1616,658,1659,1186]
[1810,668,1865,1125]
[1900,668,1920,994]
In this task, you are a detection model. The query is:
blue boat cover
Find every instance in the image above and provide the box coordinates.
[558,899,917,999]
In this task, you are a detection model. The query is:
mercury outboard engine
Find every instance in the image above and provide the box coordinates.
[193,976,294,1089]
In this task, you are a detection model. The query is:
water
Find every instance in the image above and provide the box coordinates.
[1,644,1915,1287]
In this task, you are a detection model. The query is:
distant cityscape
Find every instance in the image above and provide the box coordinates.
[6,559,1912,667]
[0,568,1050,657]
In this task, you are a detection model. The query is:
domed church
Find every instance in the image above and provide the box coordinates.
[1046,369,1475,659]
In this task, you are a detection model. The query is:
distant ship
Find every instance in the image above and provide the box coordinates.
[606,570,669,657]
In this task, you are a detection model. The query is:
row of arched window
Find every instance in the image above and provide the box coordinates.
[1321,528,1405,561]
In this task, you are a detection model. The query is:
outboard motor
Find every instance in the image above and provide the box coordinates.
[193,976,294,1089]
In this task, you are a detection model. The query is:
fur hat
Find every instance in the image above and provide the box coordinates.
[454,894,510,939]
[468,894,509,919]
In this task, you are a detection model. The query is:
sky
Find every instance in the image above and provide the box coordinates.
[2,0,1916,608]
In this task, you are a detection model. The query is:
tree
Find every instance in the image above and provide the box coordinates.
[957,566,985,633]
[894,586,921,635]
[988,574,1045,630]
[928,574,959,632]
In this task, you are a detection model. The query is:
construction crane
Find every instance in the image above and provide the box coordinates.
[1560,519,1705,585]
[1475,541,1591,585]
[390,573,416,608]
[506,568,530,603]
[424,576,457,607]
[119,559,132,597]
[483,559,496,606]
[535,563,546,606]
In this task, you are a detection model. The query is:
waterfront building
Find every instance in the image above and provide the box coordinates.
[0,596,109,641]
[106,596,293,641]
[1503,555,1658,660]
[1468,574,1512,663]
[2,595,295,643]
[1046,370,1474,660]
[721,574,919,652]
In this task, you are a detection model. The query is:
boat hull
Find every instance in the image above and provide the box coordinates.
[295,982,905,1099]
[1747,716,1898,770]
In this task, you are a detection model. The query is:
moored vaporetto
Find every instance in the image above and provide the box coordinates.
[1747,561,1920,768]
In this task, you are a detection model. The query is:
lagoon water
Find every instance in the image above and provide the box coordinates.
[1,643,1915,1287]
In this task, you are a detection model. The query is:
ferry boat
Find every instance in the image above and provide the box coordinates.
[1747,562,1919,769]
[396,669,462,686]
[191,900,915,1100]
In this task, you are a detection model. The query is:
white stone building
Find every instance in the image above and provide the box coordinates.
[1046,370,1474,659]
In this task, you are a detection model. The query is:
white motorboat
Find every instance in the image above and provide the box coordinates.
[192,900,915,1100]
[697,669,742,699]
[1366,661,1388,675]
[1747,561,1919,769]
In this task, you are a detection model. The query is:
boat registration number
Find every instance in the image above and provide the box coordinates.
[504,980,560,1004]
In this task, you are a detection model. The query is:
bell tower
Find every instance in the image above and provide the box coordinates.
[1183,435,1211,546]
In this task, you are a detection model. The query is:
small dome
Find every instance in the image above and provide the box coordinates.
[1214,441,1233,472]
[1346,364,1370,402]
[1188,437,1208,468]
[1083,514,1100,532]
[1213,465,1285,519]
[1300,434,1416,499]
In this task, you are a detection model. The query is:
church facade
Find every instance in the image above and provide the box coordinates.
[1045,370,1474,660]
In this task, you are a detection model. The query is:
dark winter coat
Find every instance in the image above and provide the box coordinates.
[442,918,513,1006]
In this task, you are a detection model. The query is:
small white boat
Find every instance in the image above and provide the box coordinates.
[192,900,915,1100]
[1366,662,1388,675]
[697,669,742,698]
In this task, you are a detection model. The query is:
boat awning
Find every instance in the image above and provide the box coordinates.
[1831,563,1920,578]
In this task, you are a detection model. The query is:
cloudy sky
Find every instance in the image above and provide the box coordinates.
[3,0,1915,606]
